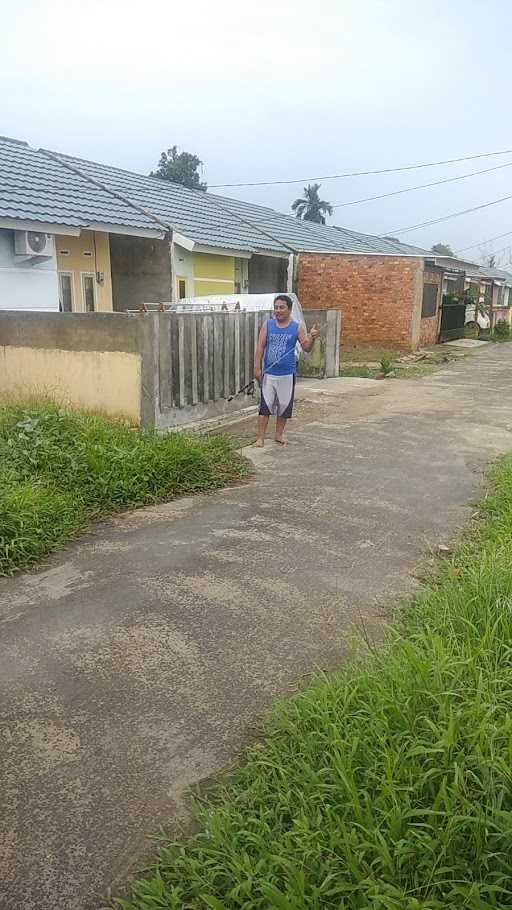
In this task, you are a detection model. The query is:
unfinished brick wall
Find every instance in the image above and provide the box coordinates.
[297,253,424,349]
[419,268,442,347]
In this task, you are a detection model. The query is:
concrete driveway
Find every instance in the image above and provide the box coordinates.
[2,344,512,910]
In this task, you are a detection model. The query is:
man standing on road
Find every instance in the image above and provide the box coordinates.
[254,294,319,447]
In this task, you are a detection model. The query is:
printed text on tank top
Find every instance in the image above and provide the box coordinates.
[264,318,299,377]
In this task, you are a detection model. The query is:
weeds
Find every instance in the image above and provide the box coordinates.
[379,355,394,375]
[492,321,512,342]
[339,365,377,379]
[0,402,247,575]
[115,457,512,909]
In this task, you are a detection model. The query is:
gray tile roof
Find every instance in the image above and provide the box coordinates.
[50,151,289,255]
[0,135,432,258]
[478,266,512,283]
[465,266,512,284]
[333,228,430,257]
[0,136,162,235]
[210,192,430,256]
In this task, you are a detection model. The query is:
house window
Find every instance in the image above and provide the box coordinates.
[177,278,187,300]
[82,273,96,312]
[422,283,438,318]
[58,272,73,312]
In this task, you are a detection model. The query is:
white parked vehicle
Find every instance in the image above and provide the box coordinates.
[464,302,490,334]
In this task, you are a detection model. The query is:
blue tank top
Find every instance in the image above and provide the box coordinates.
[264,318,299,376]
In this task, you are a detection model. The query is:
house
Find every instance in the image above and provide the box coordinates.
[2,134,452,350]
[0,136,165,313]
[467,266,512,328]
[433,255,512,333]
[0,136,291,314]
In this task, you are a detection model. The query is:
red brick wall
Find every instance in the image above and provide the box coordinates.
[419,268,442,347]
[419,315,438,346]
[297,253,424,349]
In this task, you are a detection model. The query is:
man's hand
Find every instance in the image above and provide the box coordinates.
[254,367,262,383]
[309,324,319,340]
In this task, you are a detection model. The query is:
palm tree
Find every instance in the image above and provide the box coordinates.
[291,183,333,224]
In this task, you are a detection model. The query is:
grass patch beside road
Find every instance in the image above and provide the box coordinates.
[0,402,247,576]
[340,349,461,381]
[339,363,439,380]
[116,456,512,910]
[339,364,379,379]
[340,346,404,364]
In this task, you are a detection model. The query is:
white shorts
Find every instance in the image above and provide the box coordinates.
[259,373,296,418]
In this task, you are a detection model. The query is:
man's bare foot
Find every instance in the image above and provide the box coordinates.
[255,438,265,447]
[274,437,288,446]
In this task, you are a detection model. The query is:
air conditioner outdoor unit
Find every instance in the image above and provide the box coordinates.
[14,231,54,258]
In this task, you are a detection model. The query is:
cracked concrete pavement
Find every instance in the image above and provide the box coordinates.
[1,344,512,909]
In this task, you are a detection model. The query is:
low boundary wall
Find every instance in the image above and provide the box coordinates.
[0,308,341,428]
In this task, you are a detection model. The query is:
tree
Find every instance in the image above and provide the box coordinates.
[150,145,207,191]
[431,242,454,256]
[291,183,333,224]
[477,247,500,268]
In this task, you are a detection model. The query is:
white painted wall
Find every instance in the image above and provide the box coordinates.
[173,243,194,298]
[0,229,59,311]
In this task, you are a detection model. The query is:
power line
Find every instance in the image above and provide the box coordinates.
[463,239,512,265]
[223,161,512,228]
[386,191,512,236]
[456,229,512,253]
[209,148,512,188]
[483,241,512,260]
[330,161,512,209]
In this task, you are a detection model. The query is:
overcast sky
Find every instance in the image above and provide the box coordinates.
[2,0,512,261]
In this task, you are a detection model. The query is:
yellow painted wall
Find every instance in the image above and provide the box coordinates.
[193,252,235,281]
[0,346,141,424]
[193,280,235,296]
[56,230,113,312]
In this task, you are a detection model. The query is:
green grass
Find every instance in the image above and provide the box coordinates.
[114,457,512,910]
[394,364,438,380]
[0,402,248,576]
[339,365,379,379]
[340,352,459,382]
[340,347,405,364]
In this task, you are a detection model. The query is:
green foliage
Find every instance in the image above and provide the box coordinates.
[379,355,394,375]
[462,285,478,305]
[443,293,462,305]
[116,457,512,910]
[291,183,333,224]
[493,320,511,340]
[431,243,455,256]
[339,366,377,378]
[0,403,246,575]
[150,145,207,190]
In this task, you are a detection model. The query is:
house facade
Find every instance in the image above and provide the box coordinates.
[434,256,512,333]
[0,136,291,315]
[0,224,58,312]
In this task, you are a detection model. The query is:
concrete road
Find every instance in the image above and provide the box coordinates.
[2,345,512,910]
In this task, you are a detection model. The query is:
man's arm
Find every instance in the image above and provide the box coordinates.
[298,323,319,353]
[254,321,268,383]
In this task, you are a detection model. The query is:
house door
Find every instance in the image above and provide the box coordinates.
[439,297,466,342]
